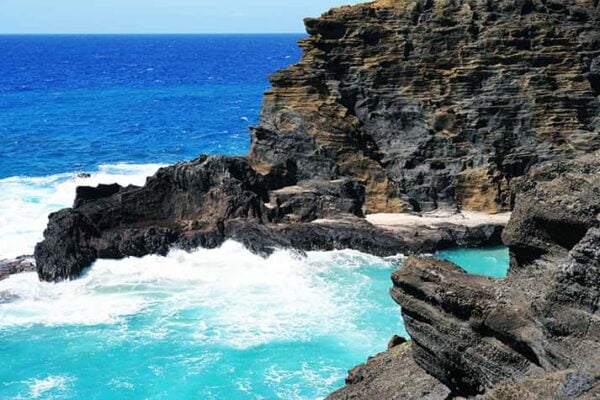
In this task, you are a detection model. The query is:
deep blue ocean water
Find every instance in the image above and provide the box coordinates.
[0,35,510,400]
[0,35,302,178]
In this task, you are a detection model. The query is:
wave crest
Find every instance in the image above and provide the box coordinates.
[0,163,164,259]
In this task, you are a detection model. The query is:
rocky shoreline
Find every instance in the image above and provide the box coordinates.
[34,156,507,281]
[28,0,600,398]
[333,157,600,399]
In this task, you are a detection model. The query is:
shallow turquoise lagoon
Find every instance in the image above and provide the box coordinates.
[437,246,510,278]
[0,243,509,399]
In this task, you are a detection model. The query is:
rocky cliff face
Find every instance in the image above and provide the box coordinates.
[388,156,600,398]
[249,0,600,214]
[34,0,599,280]
[333,155,599,399]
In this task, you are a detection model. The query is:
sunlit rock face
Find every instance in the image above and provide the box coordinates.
[250,0,600,214]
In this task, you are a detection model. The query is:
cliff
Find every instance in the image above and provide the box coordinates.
[250,0,600,213]
[386,156,599,398]
[34,0,599,281]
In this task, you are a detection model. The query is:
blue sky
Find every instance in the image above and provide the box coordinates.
[0,0,363,34]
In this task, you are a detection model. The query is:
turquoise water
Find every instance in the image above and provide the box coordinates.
[0,244,509,399]
[437,246,510,278]
[0,244,407,399]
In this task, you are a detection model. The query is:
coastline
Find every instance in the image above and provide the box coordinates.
[8,0,600,398]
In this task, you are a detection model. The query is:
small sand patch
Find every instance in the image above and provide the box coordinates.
[366,211,511,230]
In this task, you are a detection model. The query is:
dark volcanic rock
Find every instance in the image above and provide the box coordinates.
[35,0,599,284]
[36,209,104,282]
[36,155,272,281]
[250,0,600,214]
[390,157,600,397]
[266,178,365,223]
[327,343,451,400]
[30,1,600,397]
[387,334,407,350]
[503,160,600,272]
[36,153,506,282]
[0,256,35,281]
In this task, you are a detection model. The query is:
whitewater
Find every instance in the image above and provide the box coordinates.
[0,163,411,399]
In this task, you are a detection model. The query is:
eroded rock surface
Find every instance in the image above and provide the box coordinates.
[35,154,505,281]
[250,0,600,213]
[389,157,600,397]
[327,343,451,400]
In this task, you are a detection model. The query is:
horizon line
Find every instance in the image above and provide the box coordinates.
[0,32,306,36]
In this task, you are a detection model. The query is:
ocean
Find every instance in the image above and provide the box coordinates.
[0,35,508,399]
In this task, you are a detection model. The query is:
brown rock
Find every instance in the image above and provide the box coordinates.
[249,0,600,213]
[391,156,600,396]
[327,343,451,400]
[387,334,408,350]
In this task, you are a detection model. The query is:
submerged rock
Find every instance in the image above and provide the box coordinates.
[0,256,35,281]
[0,291,19,304]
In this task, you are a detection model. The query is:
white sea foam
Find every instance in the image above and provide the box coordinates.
[23,375,74,399]
[0,241,399,350]
[265,363,343,400]
[0,163,164,259]
[0,271,147,326]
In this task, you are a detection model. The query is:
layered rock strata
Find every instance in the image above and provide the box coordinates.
[250,0,600,214]
[352,157,598,399]
[331,156,599,398]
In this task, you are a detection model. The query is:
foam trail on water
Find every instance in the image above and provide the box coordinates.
[0,163,164,259]
[23,375,75,399]
[0,241,405,399]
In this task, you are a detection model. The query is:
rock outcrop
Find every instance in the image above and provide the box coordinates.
[0,256,35,281]
[386,156,600,398]
[327,342,452,400]
[29,0,600,397]
[35,155,504,282]
[250,0,600,213]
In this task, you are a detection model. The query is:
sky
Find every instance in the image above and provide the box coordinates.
[0,0,363,34]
